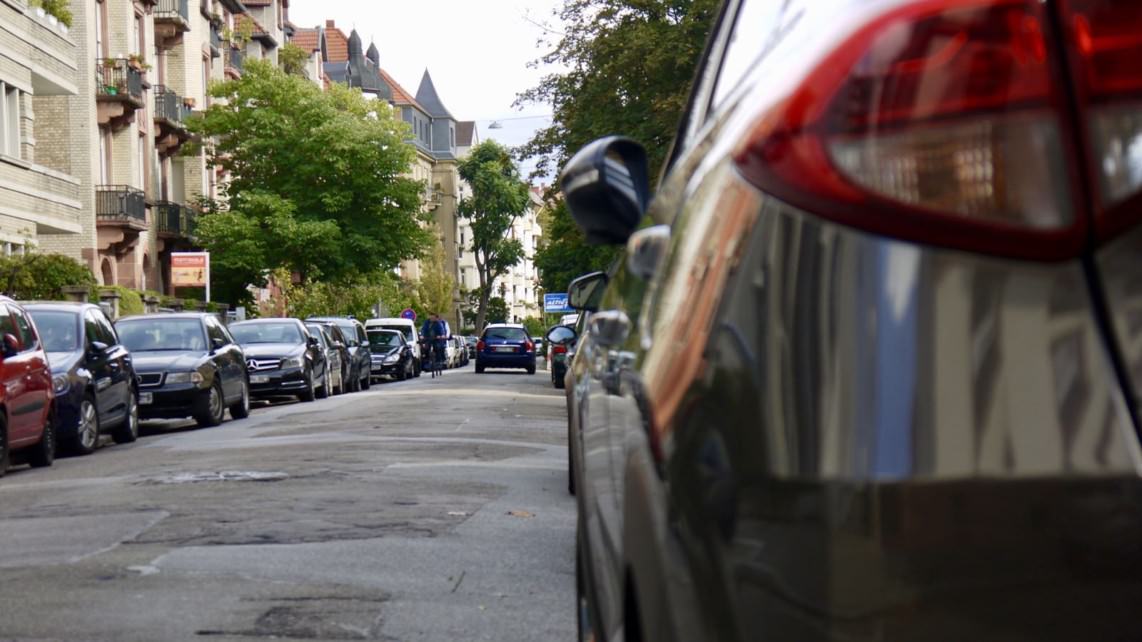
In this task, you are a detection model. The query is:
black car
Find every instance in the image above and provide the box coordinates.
[307,321,352,394]
[115,313,249,427]
[305,322,345,395]
[25,302,139,454]
[230,318,328,402]
[306,317,371,392]
[545,324,577,390]
[367,329,415,381]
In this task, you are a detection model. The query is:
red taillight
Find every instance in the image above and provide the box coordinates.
[1058,0,1142,238]
[523,340,533,353]
[477,340,485,352]
[734,0,1084,260]
[553,345,568,355]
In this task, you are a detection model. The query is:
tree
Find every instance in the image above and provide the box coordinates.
[411,238,455,318]
[189,60,431,299]
[517,0,719,288]
[278,42,309,77]
[458,141,530,331]
[0,253,95,300]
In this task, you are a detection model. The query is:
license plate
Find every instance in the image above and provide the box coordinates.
[251,375,270,384]
[494,345,516,352]
[138,392,153,405]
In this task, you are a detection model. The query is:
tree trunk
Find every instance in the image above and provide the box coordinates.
[475,259,488,332]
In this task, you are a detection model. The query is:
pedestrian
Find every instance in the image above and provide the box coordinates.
[423,313,448,377]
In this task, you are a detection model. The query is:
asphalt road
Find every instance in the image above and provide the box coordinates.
[0,361,574,641]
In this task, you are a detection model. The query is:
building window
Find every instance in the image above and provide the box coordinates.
[95,0,107,59]
[137,133,146,189]
[0,82,21,158]
[99,130,111,183]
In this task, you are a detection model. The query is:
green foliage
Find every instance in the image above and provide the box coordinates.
[517,0,718,286]
[484,297,510,325]
[0,253,95,300]
[409,239,455,317]
[279,42,310,77]
[522,317,546,336]
[461,291,509,328]
[99,286,144,317]
[189,60,430,298]
[284,270,412,321]
[458,140,530,330]
[30,0,73,27]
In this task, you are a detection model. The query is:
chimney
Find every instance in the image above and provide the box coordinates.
[325,19,335,29]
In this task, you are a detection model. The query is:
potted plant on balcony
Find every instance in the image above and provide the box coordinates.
[126,53,151,72]
[100,58,120,95]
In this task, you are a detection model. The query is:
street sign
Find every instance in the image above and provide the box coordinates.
[171,252,210,302]
[544,293,572,314]
[400,308,417,321]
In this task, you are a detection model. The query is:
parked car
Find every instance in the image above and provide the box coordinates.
[230,318,328,402]
[474,324,536,374]
[454,336,469,366]
[115,313,248,427]
[305,322,345,395]
[365,318,421,376]
[545,324,577,390]
[464,335,478,358]
[26,302,139,454]
[308,321,352,394]
[0,297,56,475]
[444,333,459,368]
[367,329,415,381]
[306,317,371,391]
[562,1,1142,640]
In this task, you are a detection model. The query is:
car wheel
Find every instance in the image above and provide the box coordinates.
[527,365,537,375]
[414,359,422,378]
[111,389,140,444]
[229,379,251,419]
[361,368,371,390]
[299,369,317,402]
[576,528,594,642]
[317,369,330,399]
[475,362,485,373]
[194,381,226,427]
[70,394,100,455]
[28,411,55,468]
[397,361,407,381]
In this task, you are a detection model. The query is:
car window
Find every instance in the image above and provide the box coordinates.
[205,318,229,346]
[93,310,119,345]
[118,318,208,352]
[368,331,402,349]
[84,311,103,347]
[231,322,303,344]
[356,324,367,343]
[483,327,528,341]
[380,325,414,343]
[28,310,80,352]
[709,0,786,112]
[305,325,329,348]
[9,305,39,352]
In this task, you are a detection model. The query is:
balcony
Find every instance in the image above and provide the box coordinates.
[153,85,193,155]
[155,201,197,241]
[96,185,147,227]
[225,45,244,77]
[154,0,190,48]
[209,21,222,58]
[96,59,145,130]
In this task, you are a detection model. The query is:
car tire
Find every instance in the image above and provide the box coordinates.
[361,369,371,390]
[28,412,56,468]
[317,369,330,399]
[194,381,226,428]
[554,374,565,389]
[527,365,537,375]
[475,362,485,374]
[299,369,317,402]
[229,380,251,419]
[111,389,140,444]
[397,361,407,381]
[69,393,100,455]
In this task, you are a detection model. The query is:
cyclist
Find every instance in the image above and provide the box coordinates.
[421,313,448,377]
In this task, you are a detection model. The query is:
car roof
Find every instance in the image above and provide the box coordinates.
[22,301,101,313]
[368,328,401,334]
[367,318,413,324]
[233,317,301,325]
[485,323,525,329]
[117,312,210,322]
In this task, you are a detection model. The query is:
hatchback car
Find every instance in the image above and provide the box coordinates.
[367,329,415,381]
[26,302,139,454]
[561,1,1142,640]
[115,313,249,427]
[474,324,536,374]
[230,318,328,401]
[0,296,56,475]
[307,317,371,391]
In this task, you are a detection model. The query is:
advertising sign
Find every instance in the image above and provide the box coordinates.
[544,293,572,314]
[171,252,210,301]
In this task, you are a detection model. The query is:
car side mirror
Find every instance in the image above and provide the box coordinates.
[590,311,631,348]
[1,334,18,358]
[88,340,109,355]
[568,271,608,312]
[307,336,319,348]
[546,326,578,345]
[561,136,650,245]
[211,336,226,351]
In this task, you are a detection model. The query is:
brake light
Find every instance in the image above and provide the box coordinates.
[523,340,533,353]
[553,345,568,355]
[477,339,485,352]
[1057,0,1142,238]
[733,0,1083,260]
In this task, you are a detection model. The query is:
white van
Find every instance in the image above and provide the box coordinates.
[366,318,421,376]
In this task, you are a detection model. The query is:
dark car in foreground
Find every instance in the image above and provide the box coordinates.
[474,324,536,374]
[306,317,370,392]
[231,318,328,401]
[26,302,138,454]
[0,296,56,475]
[115,313,249,427]
[367,329,415,381]
[562,1,1142,640]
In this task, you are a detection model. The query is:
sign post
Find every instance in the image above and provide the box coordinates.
[171,252,210,304]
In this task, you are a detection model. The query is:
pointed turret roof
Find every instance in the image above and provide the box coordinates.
[348,29,363,57]
[415,69,454,119]
[366,41,379,64]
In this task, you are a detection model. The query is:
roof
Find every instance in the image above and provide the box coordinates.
[456,121,476,146]
[379,68,424,111]
[231,317,304,325]
[414,70,453,119]
[290,27,320,52]
[323,20,349,62]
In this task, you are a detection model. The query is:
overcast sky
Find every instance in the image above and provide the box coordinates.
[289,0,564,179]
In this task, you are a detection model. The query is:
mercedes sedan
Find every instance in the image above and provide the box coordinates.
[230,318,328,401]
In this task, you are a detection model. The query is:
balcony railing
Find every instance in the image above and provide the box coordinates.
[155,201,197,238]
[209,22,222,56]
[226,45,244,73]
[155,0,189,23]
[96,59,144,103]
[96,185,147,224]
[153,85,190,125]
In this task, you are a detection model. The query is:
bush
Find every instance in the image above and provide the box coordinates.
[98,286,144,317]
[0,253,96,301]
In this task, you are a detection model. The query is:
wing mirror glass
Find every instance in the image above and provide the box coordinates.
[568,271,608,312]
[560,136,650,245]
[546,325,578,345]
[88,340,109,355]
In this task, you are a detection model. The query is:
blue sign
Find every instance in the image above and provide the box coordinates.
[544,293,572,314]
[400,308,417,321]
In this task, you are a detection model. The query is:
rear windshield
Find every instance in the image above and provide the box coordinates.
[28,310,80,352]
[379,325,414,342]
[118,318,206,352]
[483,327,528,341]
[368,331,402,349]
[231,322,303,345]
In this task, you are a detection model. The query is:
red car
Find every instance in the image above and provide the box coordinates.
[0,296,56,476]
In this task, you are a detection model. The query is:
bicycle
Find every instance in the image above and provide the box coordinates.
[431,340,446,378]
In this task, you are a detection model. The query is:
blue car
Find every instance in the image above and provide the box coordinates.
[25,302,139,455]
[474,324,536,374]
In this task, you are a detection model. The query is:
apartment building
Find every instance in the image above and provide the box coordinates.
[34,0,282,293]
[0,0,82,255]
